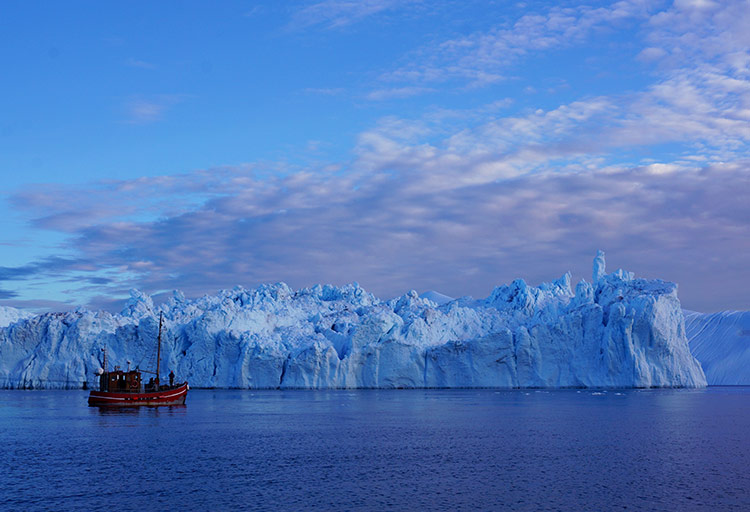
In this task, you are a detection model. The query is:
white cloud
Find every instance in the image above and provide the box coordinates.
[366,86,434,101]
[289,0,419,30]
[125,58,156,69]
[637,46,667,61]
[124,95,188,124]
[382,0,657,88]
[303,87,346,96]
[645,0,750,69]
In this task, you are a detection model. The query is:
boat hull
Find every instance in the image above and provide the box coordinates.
[88,382,189,406]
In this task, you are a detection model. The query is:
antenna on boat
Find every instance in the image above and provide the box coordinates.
[156,312,163,387]
[101,347,107,373]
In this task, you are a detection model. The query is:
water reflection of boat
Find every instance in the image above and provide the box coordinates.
[88,312,188,407]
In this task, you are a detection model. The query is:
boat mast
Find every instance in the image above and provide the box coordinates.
[156,312,163,387]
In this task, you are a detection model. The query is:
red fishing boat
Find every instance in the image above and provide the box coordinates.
[88,312,188,406]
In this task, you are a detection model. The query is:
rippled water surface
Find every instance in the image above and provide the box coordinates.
[2,388,749,511]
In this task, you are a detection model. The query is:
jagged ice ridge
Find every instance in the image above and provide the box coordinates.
[0,252,706,389]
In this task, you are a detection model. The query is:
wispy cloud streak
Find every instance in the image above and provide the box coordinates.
[124,94,188,124]
[289,0,419,30]
[381,0,661,88]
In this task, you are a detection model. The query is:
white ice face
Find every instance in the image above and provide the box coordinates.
[0,252,707,389]
[685,310,750,385]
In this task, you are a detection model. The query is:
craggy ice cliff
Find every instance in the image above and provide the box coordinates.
[0,252,706,389]
[685,310,750,385]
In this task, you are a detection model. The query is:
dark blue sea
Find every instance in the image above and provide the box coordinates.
[1,388,749,511]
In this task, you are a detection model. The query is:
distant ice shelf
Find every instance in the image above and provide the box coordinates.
[0,251,706,389]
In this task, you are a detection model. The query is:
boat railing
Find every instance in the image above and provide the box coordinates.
[91,382,186,394]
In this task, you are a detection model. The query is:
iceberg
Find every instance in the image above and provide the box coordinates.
[0,252,706,389]
[685,310,750,385]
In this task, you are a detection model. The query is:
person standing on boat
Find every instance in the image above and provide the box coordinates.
[169,370,175,387]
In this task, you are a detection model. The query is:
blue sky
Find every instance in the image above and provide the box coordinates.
[1,0,748,312]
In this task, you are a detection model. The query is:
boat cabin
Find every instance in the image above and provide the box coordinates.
[99,368,142,393]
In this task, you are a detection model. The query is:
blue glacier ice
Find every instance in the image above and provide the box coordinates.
[685,310,750,385]
[0,252,706,389]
